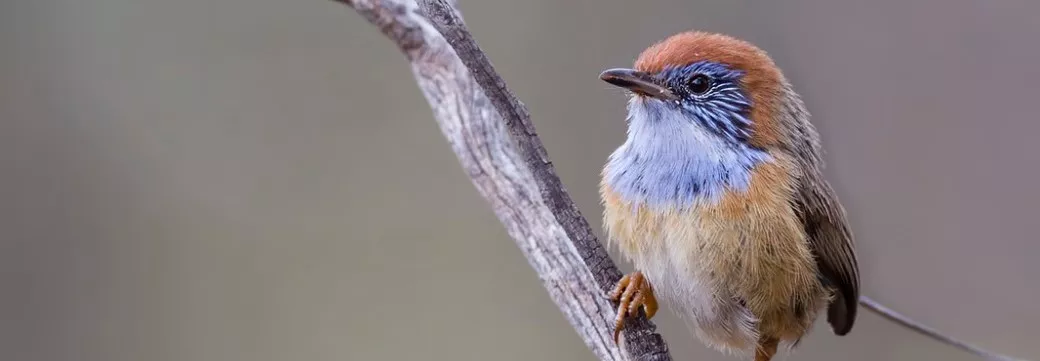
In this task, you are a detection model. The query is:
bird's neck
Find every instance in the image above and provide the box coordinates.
[603,114,771,209]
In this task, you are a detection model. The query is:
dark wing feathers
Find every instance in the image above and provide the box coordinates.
[778,82,861,335]
[794,177,860,335]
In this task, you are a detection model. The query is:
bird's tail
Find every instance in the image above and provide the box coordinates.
[859,295,1029,361]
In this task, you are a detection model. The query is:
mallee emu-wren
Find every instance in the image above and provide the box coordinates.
[599,31,860,361]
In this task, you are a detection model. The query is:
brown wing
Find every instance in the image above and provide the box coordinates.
[776,81,860,335]
[794,175,860,335]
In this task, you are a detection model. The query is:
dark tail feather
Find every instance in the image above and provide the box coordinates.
[827,291,856,335]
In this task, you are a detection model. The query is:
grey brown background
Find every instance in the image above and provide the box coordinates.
[2,1,1038,360]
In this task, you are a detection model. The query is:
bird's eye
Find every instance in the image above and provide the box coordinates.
[688,74,711,95]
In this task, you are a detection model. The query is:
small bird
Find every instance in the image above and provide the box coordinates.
[598,31,860,361]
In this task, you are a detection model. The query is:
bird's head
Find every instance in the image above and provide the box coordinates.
[601,31,788,149]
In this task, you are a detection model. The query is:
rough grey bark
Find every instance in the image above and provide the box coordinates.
[333,1,1026,361]
[332,1,669,361]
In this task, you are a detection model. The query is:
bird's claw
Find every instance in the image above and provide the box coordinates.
[609,271,658,344]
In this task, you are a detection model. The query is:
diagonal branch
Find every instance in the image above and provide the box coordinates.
[410,0,662,340]
[334,1,1028,361]
[332,1,669,360]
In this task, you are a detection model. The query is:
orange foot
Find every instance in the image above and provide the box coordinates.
[608,271,658,343]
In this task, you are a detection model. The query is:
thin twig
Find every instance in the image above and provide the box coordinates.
[334,1,1028,361]
[859,296,1025,361]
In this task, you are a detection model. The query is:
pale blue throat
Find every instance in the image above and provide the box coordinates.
[604,61,771,208]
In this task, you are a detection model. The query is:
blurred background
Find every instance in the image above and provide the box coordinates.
[2,0,1038,360]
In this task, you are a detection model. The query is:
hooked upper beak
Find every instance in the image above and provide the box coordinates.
[599,68,678,101]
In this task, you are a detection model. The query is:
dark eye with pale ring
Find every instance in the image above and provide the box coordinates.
[688,74,711,95]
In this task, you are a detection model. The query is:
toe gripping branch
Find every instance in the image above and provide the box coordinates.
[609,272,659,344]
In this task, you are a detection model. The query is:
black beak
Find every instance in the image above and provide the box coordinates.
[599,68,678,101]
